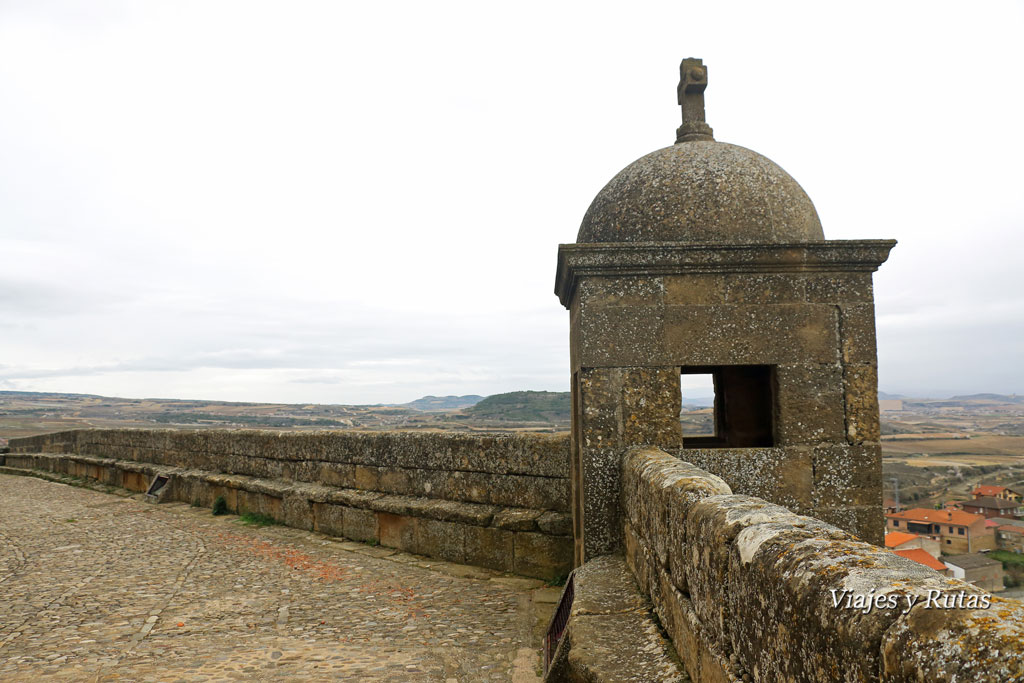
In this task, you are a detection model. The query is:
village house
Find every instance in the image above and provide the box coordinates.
[885,507,995,554]
[972,484,1022,502]
[959,495,1023,520]
[943,553,1005,592]
[996,519,1024,553]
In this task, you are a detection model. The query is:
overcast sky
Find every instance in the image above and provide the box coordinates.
[1,1,1022,404]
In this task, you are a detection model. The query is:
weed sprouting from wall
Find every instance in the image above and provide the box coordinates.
[239,512,279,527]
[212,496,228,516]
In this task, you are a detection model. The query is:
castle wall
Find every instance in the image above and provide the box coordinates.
[618,445,1024,682]
[4,429,573,580]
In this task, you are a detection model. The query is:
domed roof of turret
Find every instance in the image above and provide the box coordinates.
[577,59,824,245]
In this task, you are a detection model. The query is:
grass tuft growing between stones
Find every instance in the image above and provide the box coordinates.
[546,573,569,587]
[239,512,280,527]
[211,496,228,516]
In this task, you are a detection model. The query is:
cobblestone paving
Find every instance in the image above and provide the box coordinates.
[0,474,547,682]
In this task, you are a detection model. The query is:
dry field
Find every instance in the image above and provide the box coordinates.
[883,434,1024,467]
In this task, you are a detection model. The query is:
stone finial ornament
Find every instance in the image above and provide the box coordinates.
[676,57,714,143]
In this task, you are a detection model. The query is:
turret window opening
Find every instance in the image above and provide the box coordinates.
[680,365,775,448]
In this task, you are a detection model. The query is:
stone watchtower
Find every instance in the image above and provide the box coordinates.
[555,59,895,565]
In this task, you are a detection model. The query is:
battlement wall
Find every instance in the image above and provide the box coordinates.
[620,446,1024,682]
[5,429,573,580]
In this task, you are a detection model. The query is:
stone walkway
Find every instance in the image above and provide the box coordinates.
[0,473,555,682]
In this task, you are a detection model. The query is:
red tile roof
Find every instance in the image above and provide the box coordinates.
[894,548,948,572]
[999,525,1024,535]
[886,508,983,527]
[973,485,1008,497]
[884,531,919,548]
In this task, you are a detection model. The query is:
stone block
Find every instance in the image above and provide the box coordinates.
[537,511,572,536]
[814,504,884,545]
[318,463,355,488]
[881,593,1024,682]
[102,464,122,487]
[621,367,683,449]
[343,507,378,543]
[464,526,514,572]
[290,459,321,484]
[811,444,882,508]
[353,465,380,491]
[696,447,813,512]
[844,363,881,443]
[259,494,282,520]
[423,498,497,526]
[664,273,726,305]
[488,474,569,511]
[326,488,383,509]
[377,512,416,551]
[578,368,623,446]
[578,275,664,309]
[570,554,649,615]
[220,486,239,513]
[724,272,806,304]
[683,494,805,651]
[408,469,450,499]
[513,532,572,580]
[235,489,260,516]
[124,471,148,492]
[775,362,847,445]
[492,508,541,531]
[377,467,412,496]
[839,303,878,364]
[281,493,313,531]
[370,493,416,517]
[581,447,624,560]
[414,518,466,564]
[312,502,346,537]
[804,272,874,303]
[664,303,840,365]
[438,470,490,506]
[575,306,666,367]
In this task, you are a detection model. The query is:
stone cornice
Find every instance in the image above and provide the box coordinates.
[554,240,896,307]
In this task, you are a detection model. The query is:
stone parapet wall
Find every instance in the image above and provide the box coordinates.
[5,429,572,580]
[621,446,1024,682]
[9,429,569,510]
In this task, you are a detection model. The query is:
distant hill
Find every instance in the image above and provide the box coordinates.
[465,391,570,422]
[401,395,484,412]
[878,391,907,400]
[949,393,1024,403]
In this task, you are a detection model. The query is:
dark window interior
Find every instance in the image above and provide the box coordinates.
[681,365,775,448]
